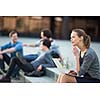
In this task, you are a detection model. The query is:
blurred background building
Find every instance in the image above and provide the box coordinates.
[0,16,100,41]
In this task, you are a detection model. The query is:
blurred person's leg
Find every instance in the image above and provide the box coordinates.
[0,59,5,72]
[11,65,20,79]
[2,53,10,65]
[24,54,38,62]
[0,54,5,72]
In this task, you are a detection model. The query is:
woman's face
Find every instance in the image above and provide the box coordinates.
[70,31,82,46]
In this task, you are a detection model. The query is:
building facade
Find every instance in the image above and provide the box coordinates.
[0,16,100,41]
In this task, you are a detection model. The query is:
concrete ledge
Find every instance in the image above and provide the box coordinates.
[18,67,69,83]
[19,71,55,83]
[46,67,69,81]
[23,76,55,83]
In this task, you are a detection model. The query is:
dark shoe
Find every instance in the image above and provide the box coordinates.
[0,76,11,83]
[24,69,45,77]
[16,52,27,64]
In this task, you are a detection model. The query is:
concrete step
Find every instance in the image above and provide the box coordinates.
[18,67,69,83]
[2,65,69,83]
[22,76,55,83]
[19,71,55,83]
[46,67,69,81]
[1,66,67,83]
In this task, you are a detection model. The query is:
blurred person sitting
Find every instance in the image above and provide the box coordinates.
[23,29,63,62]
[0,30,23,78]
[0,39,56,82]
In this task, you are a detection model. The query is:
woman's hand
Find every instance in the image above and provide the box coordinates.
[72,46,79,58]
[68,70,77,76]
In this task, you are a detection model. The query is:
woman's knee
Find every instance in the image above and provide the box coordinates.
[57,74,67,83]
[59,74,77,83]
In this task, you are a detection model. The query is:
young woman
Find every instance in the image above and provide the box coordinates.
[57,29,100,83]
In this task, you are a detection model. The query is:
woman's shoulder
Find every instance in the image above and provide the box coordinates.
[86,47,98,57]
[87,47,96,54]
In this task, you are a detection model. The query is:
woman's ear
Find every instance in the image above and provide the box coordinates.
[81,36,83,40]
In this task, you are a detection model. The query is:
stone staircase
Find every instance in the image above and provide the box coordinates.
[0,59,71,83]
[20,67,69,83]
[0,62,69,83]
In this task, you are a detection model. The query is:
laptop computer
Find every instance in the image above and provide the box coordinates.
[52,58,77,76]
[52,58,69,73]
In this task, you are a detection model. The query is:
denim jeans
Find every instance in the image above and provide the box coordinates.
[11,54,38,77]
[0,53,20,77]
[6,57,34,77]
[0,59,5,70]
[23,54,39,62]
[11,65,20,77]
[0,53,10,70]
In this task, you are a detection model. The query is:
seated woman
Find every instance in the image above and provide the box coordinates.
[57,29,100,83]
[0,39,56,82]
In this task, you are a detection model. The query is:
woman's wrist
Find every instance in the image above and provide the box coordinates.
[75,55,79,60]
